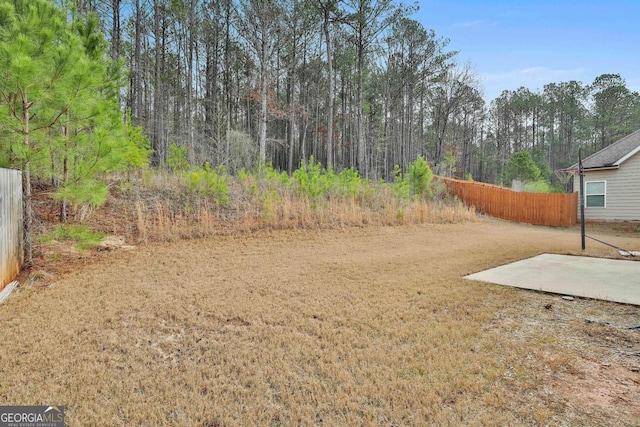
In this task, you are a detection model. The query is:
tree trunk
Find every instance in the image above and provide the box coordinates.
[186,0,195,164]
[322,6,333,168]
[110,0,121,61]
[356,39,365,176]
[152,0,164,166]
[259,40,268,168]
[286,63,296,175]
[130,0,142,122]
[21,92,33,266]
[60,124,70,223]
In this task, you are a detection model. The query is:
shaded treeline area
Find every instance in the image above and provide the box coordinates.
[39,1,640,182]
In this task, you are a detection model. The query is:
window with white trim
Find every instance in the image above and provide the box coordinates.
[585,181,606,208]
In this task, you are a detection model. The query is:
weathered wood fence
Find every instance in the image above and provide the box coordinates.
[1,168,23,290]
[439,176,578,227]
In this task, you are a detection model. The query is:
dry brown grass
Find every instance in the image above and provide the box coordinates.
[54,173,477,246]
[1,217,639,426]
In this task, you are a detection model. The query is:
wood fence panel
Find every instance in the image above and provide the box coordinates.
[439,176,578,227]
[0,168,23,290]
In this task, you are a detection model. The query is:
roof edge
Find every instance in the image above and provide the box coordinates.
[614,144,640,165]
[582,166,619,172]
[564,165,619,173]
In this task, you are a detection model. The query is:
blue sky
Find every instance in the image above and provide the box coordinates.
[413,0,640,103]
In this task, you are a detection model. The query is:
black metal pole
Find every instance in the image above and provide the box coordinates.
[579,146,585,250]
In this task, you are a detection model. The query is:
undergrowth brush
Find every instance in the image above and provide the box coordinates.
[34,158,476,245]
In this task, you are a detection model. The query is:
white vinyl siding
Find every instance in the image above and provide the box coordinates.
[585,181,605,208]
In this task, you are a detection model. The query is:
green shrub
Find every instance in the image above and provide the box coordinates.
[390,164,411,200]
[264,163,291,186]
[407,156,434,198]
[237,167,259,194]
[186,163,229,205]
[506,151,540,184]
[523,180,551,193]
[336,167,362,197]
[168,143,190,173]
[237,167,251,182]
[293,156,334,205]
[38,224,105,250]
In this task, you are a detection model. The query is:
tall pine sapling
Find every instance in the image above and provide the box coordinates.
[0,0,75,265]
[0,0,148,265]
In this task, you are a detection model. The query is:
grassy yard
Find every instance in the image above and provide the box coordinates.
[0,219,639,426]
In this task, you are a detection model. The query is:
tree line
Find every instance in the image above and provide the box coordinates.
[2,0,639,264]
[70,0,640,183]
[486,75,640,185]
[4,0,640,186]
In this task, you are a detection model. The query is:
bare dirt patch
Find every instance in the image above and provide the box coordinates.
[1,218,638,426]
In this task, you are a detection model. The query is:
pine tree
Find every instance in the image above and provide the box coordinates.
[0,0,148,265]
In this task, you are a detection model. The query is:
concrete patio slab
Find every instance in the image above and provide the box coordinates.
[464,253,640,306]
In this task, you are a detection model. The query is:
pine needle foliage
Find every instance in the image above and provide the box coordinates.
[0,1,149,206]
[38,224,105,250]
[186,163,229,205]
[407,156,434,197]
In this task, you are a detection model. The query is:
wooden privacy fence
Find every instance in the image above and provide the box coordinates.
[439,176,578,227]
[0,168,23,290]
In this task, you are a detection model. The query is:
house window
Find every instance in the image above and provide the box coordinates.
[585,181,606,208]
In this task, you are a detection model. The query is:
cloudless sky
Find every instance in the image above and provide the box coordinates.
[413,0,640,103]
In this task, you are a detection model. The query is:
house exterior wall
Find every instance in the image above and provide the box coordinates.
[575,153,640,221]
